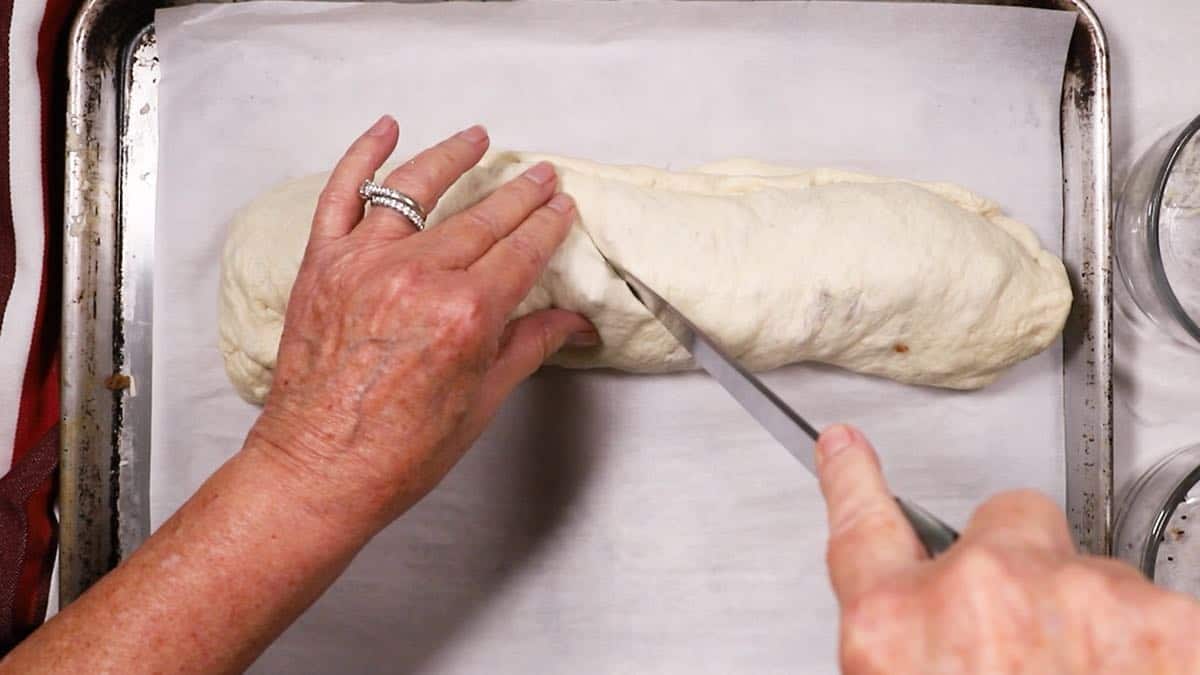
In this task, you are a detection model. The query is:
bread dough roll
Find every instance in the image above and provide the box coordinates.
[219,151,1072,404]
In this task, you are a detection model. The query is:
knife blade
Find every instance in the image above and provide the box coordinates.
[617,267,959,556]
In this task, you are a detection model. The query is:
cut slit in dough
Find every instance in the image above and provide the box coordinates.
[218,151,1073,404]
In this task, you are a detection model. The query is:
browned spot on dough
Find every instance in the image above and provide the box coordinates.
[893,343,910,354]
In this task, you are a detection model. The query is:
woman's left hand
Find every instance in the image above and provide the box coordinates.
[0,117,599,674]
[250,116,598,533]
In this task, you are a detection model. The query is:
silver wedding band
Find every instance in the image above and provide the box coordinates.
[359,180,427,231]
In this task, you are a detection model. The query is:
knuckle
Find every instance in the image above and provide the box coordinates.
[536,200,573,229]
[385,263,424,292]
[491,175,544,213]
[438,289,491,345]
[504,233,546,270]
[830,511,888,559]
[840,590,906,671]
[971,489,1070,551]
[327,249,364,282]
[316,185,357,212]
[511,172,545,198]
[941,546,1008,589]
[460,224,497,253]
[826,514,923,586]
[1054,560,1114,604]
[825,535,858,572]
[463,208,505,237]
[986,489,1060,518]
[820,437,880,479]
[938,547,1038,640]
[842,589,900,634]
[828,504,899,547]
[385,169,434,205]
[529,317,559,364]
[430,144,467,174]
[373,267,423,309]
[1155,592,1200,626]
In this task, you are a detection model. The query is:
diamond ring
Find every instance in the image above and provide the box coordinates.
[359,180,427,231]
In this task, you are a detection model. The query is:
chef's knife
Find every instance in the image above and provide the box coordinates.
[618,268,959,556]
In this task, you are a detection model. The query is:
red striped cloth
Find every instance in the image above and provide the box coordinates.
[0,0,81,652]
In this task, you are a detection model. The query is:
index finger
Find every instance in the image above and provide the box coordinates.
[817,425,926,605]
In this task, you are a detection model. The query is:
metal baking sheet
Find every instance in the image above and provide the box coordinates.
[60,0,1113,609]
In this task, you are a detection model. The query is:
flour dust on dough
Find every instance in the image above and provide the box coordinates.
[219,151,1073,404]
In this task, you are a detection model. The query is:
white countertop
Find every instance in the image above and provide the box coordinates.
[1088,0,1200,499]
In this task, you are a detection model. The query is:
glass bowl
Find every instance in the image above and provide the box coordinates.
[1116,114,1200,347]
[1114,443,1200,594]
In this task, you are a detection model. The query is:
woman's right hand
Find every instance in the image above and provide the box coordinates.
[816,424,1200,674]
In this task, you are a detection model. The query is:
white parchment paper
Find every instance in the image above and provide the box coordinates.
[152,2,1075,672]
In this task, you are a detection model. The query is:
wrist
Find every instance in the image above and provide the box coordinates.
[242,410,396,542]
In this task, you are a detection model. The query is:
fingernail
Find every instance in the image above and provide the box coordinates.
[367,115,394,136]
[458,124,488,143]
[524,162,557,185]
[547,193,575,213]
[817,425,857,465]
[567,330,601,348]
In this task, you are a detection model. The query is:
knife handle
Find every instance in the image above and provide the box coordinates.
[895,497,959,556]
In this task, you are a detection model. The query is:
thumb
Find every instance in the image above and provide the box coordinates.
[477,309,598,415]
[817,424,926,605]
